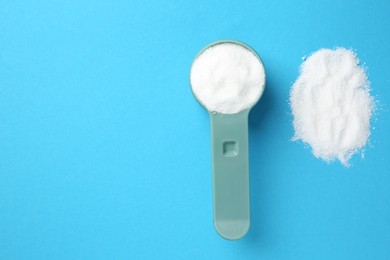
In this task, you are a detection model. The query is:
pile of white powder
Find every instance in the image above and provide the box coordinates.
[190,42,265,114]
[290,48,374,166]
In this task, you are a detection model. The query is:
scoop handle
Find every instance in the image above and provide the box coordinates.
[210,111,250,240]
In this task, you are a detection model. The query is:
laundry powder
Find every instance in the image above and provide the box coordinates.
[290,48,374,166]
[190,42,265,114]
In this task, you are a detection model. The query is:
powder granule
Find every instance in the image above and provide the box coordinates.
[190,43,265,114]
[290,48,374,166]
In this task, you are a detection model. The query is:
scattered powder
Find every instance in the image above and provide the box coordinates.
[190,42,265,114]
[290,48,374,166]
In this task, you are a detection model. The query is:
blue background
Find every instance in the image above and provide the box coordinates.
[1,1,389,259]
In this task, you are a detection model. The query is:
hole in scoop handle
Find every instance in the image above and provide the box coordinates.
[210,111,250,240]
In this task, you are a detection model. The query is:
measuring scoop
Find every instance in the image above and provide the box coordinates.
[190,40,266,240]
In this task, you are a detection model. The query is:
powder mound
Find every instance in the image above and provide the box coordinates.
[190,43,265,114]
[290,48,374,166]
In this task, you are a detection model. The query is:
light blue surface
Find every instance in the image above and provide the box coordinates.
[1,1,389,259]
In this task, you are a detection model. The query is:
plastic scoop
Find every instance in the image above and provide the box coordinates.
[190,40,266,240]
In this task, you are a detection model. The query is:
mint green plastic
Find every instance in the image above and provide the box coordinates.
[211,110,250,240]
[190,40,265,240]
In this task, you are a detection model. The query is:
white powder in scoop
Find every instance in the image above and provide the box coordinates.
[190,42,265,114]
[290,48,374,166]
